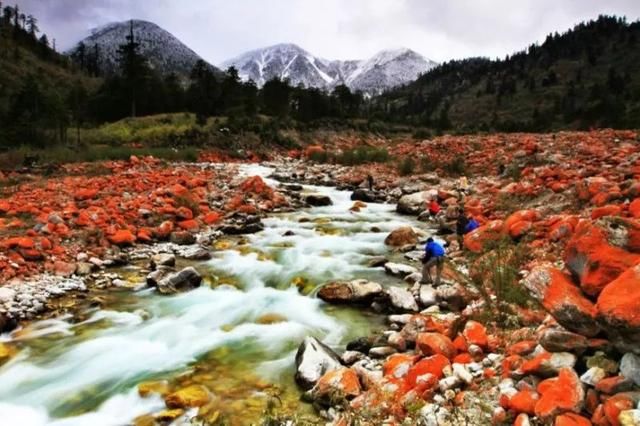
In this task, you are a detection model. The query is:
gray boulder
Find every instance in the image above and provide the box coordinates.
[156,267,202,294]
[295,337,342,390]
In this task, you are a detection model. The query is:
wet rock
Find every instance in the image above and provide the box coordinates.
[180,247,212,261]
[305,194,332,206]
[522,267,600,337]
[0,313,16,333]
[156,267,202,294]
[385,287,419,312]
[351,189,376,202]
[138,380,170,397]
[397,191,432,215]
[146,267,172,287]
[317,279,383,304]
[367,256,388,268]
[384,226,419,247]
[169,231,196,245]
[295,336,342,390]
[346,337,372,354]
[164,385,211,409]
[621,353,640,386]
[219,222,264,235]
[151,253,176,269]
[384,262,418,278]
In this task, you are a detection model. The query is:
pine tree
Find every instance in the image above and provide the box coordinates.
[116,20,150,117]
[25,14,37,37]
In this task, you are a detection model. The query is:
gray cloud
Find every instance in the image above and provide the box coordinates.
[13,0,640,64]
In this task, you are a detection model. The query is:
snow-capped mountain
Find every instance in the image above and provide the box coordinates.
[220,43,437,95]
[67,20,218,78]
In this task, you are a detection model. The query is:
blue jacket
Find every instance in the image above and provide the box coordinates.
[425,241,445,258]
[465,219,479,234]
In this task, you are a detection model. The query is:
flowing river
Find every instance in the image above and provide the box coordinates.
[0,165,423,425]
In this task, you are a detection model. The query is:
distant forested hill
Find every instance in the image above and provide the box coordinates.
[372,16,640,132]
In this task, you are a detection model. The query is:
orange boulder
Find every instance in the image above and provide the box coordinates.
[534,368,584,420]
[416,332,456,360]
[108,230,136,246]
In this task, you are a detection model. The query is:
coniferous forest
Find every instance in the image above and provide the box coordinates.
[1,5,639,151]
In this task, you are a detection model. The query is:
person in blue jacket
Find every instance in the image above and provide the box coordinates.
[420,237,446,286]
[465,217,480,234]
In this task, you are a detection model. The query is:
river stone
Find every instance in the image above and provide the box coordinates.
[435,284,468,311]
[305,194,333,206]
[220,222,264,235]
[539,327,590,353]
[151,253,176,268]
[317,279,383,304]
[368,256,388,268]
[385,287,419,312]
[351,189,376,202]
[385,227,419,247]
[295,336,342,390]
[397,191,434,215]
[180,247,212,261]
[419,285,438,307]
[157,267,202,294]
[146,267,173,287]
[75,262,95,276]
[621,353,640,386]
[369,346,397,358]
[619,410,640,426]
[405,272,423,285]
[0,288,16,303]
[580,367,606,386]
[384,262,418,278]
[169,231,196,245]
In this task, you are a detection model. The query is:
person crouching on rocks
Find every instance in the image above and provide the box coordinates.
[421,237,446,286]
[428,197,441,219]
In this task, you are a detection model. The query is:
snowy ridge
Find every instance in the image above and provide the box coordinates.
[67,20,219,79]
[221,43,438,95]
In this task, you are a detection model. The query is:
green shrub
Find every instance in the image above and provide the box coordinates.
[443,156,467,176]
[397,156,415,176]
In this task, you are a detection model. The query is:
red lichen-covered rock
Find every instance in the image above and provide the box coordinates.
[416,332,456,360]
[108,229,136,246]
[629,198,640,218]
[565,219,640,296]
[602,393,634,426]
[595,376,635,395]
[508,389,540,415]
[554,413,593,426]
[383,353,418,379]
[596,263,640,354]
[503,210,540,239]
[522,267,600,337]
[534,368,584,420]
[463,220,504,253]
[309,368,362,404]
[384,226,419,247]
[406,354,450,388]
[462,320,488,349]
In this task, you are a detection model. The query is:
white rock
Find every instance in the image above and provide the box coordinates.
[384,262,418,278]
[419,284,437,307]
[452,363,473,384]
[385,287,419,312]
[581,367,606,386]
[619,409,640,426]
[621,353,640,386]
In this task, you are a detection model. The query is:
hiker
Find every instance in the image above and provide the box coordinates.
[367,174,374,191]
[456,209,469,249]
[420,237,446,286]
[428,197,441,218]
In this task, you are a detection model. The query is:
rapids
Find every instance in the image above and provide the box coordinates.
[0,164,425,425]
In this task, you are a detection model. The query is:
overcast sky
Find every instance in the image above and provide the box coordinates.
[13,0,640,64]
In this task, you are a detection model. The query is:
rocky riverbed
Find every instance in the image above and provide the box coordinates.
[1,129,640,426]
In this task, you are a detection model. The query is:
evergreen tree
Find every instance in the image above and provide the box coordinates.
[116,20,150,117]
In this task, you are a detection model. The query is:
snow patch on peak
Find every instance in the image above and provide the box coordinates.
[221,44,437,95]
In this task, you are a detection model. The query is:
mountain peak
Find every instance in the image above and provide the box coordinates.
[69,20,218,79]
[221,44,437,94]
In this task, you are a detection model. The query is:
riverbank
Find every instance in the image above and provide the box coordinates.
[1,128,640,425]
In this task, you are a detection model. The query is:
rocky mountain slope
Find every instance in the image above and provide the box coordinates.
[221,43,437,95]
[67,20,218,78]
